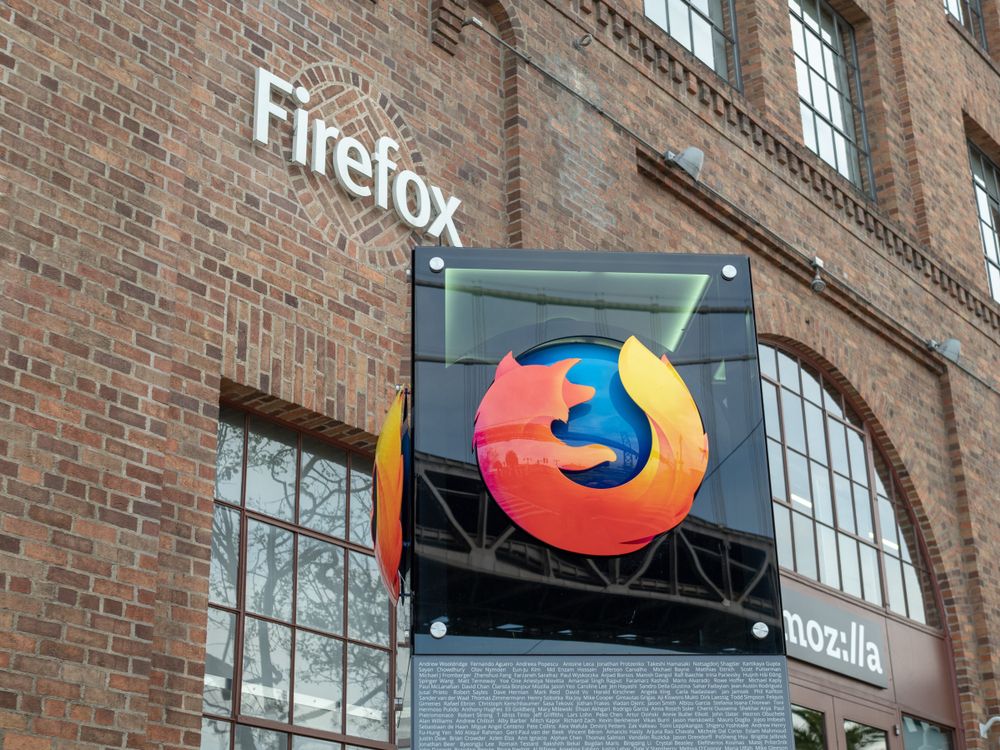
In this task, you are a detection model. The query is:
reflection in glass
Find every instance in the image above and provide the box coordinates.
[816,524,839,588]
[884,555,906,616]
[349,551,390,646]
[774,503,794,569]
[844,720,887,750]
[903,562,926,624]
[294,631,344,733]
[349,458,374,547]
[791,704,826,750]
[241,617,291,722]
[793,512,817,579]
[859,543,881,606]
[246,520,293,622]
[216,409,244,504]
[346,643,389,741]
[300,441,348,539]
[234,725,286,750]
[200,718,231,750]
[246,420,297,522]
[902,715,953,750]
[297,535,344,634]
[204,608,236,715]
[293,737,343,750]
[838,533,861,598]
[209,505,239,608]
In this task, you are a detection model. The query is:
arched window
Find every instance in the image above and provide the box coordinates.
[759,343,938,627]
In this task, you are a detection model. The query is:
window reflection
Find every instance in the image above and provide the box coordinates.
[969,143,1000,303]
[791,704,826,750]
[902,715,954,750]
[844,720,887,750]
[644,0,740,87]
[206,408,392,749]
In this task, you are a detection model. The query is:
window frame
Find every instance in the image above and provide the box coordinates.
[944,0,989,50]
[644,0,744,89]
[203,403,397,750]
[787,0,876,198]
[969,141,1000,304]
[759,343,940,631]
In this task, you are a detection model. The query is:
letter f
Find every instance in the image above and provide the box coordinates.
[253,67,294,145]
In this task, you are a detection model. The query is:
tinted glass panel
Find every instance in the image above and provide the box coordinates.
[348,551,390,646]
[346,643,389,741]
[297,535,344,634]
[349,458,374,547]
[241,617,291,722]
[204,608,236,715]
[300,441,348,539]
[246,519,293,622]
[844,720,887,750]
[294,631,344,733]
[216,409,244,504]
[200,718,231,750]
[246,420,297,521]
[234,725,286,750]
[791,704,826,750]
[210,505,239,608]
[902,715,953,749]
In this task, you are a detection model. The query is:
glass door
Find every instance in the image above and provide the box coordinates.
[836,699,901,750]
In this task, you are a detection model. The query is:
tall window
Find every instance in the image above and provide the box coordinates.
[944,0,988,49]
[759,344,938,627]
[645,0,741,87]
[969,142,1000,303]
[788,0,874,195]
[201,407,394,750]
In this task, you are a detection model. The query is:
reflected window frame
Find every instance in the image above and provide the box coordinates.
[760,343,939,628]
[204,404,395,750]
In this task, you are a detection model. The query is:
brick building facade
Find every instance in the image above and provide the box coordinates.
[1,0,998,748]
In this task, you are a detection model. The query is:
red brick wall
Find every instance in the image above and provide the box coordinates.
[1,0,998,748]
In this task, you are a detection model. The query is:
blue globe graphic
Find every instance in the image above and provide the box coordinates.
[517,338,652,489]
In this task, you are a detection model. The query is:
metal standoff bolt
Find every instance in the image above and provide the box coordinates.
[751,621,770,639]
[430,621,448,639]
[721,264,738,280]
[429,256,445,272]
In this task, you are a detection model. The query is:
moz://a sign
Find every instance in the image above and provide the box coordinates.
[252,67,463,246]
[782,582,888,688]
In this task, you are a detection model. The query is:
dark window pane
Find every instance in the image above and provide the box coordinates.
[349,551,390,646]
[853,483,874,543]
[902,716,953,750]
[774,503,794,569]
[216,409,244,504]
[844,720,887,750]
[209,505,239,608]
[833,474,855,535]
[346,643,390,741]
[804,402,827,465]
[788,450,813,513]
[300,441,348,539]
[884,554,906,616]
[846,429,868,486]
[859,543,881,606]
[793,511,817,579]
[294,630,344,733]
[838,533,861,598]
[791,704,826,750]
[200,718,231,750]
[246,420,297,521]
[204,608,236,715]
[778,351,800,391]
[811,463,833,525]
[816,524,840,589]
[297,535,344,634]
[782,389,807,453]
[903,562,926,624]
[768,439,787,501]
[827,420,849,475]
[246,519,293,622]
[763,381,782,440]
[759,344,778,380]
[234,725,286,750]
[349,457,374,547]
[241,617,291,722]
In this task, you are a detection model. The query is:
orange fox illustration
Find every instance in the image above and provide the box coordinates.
[473,336,709,556]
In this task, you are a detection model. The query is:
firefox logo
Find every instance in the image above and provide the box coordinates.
[473,336,709,556]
